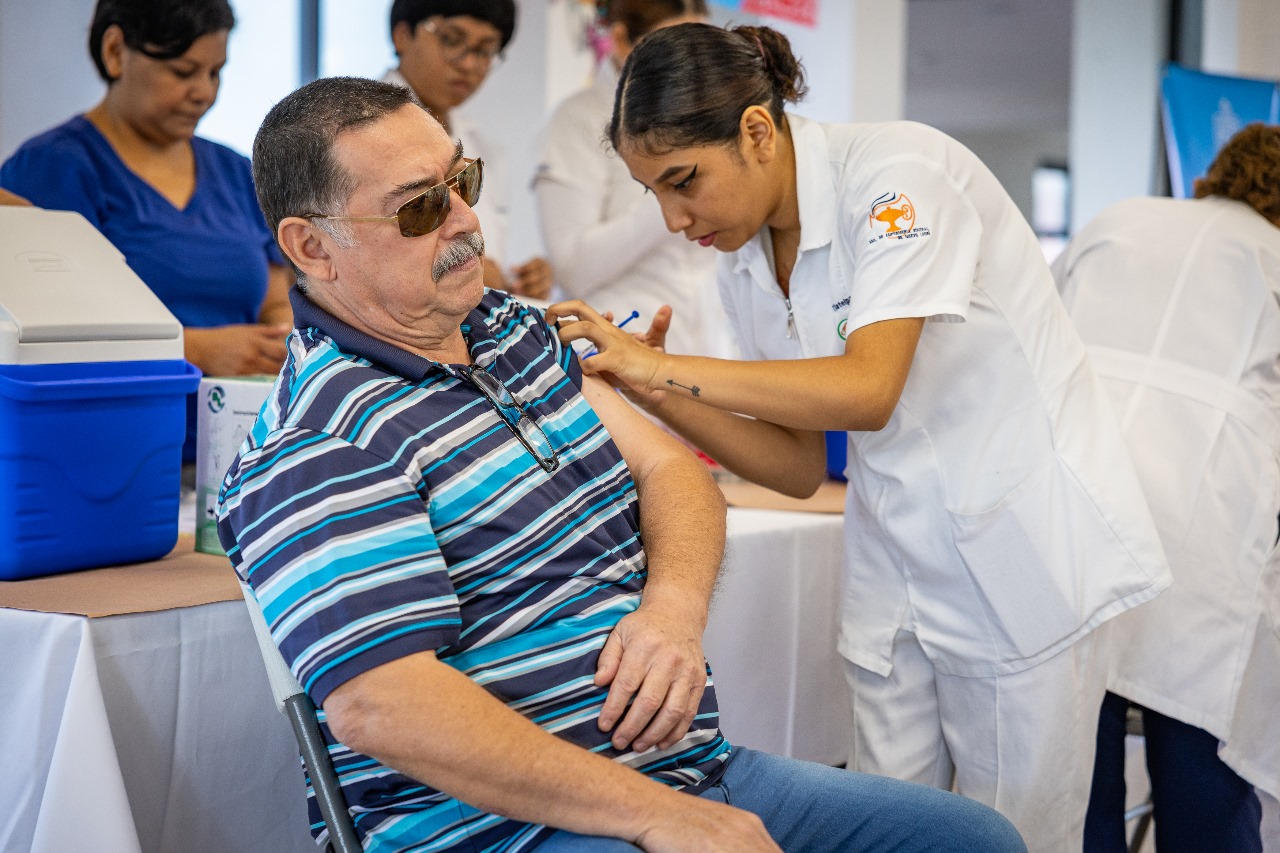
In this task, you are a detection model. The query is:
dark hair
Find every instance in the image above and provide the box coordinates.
[1194,123,1280,223]
[389,0,517,50]
[598,0,708,44]
[252,77,420,270]
[88,0,234,83]
[611,23,806,155]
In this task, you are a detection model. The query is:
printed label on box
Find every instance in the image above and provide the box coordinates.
[195,376,274,555]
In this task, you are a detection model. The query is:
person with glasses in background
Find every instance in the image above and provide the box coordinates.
[0,0,293,463]
[383,0,553,301]
[217,75,1028,853]
[532,0,733,358]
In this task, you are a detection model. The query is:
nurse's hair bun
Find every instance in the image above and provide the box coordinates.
[732,25,808,106]
[609,21,809,154]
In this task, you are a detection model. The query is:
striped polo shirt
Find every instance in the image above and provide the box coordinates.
[217,288,730,852]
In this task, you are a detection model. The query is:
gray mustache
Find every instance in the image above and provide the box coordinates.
[432,233,485,282]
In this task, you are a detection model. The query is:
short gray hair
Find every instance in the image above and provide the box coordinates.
[252,77,421,274]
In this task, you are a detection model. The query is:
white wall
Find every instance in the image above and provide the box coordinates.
[767,0,907,125]
[1202,0,1280,80]
[0,0,100,161]
[319,0,395,78]
[1069,0,1171,230]
[199,2,300,156]
[951,128,1071,225]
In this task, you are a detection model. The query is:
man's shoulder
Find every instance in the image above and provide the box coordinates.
[274,333,428,443]
[475,290,559,350]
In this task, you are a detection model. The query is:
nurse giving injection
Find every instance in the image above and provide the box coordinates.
[547,22,1170,853]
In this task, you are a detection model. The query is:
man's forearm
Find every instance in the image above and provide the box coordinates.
[326,651,693,842]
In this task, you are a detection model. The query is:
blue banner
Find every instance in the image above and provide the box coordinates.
[1160,64,1279,198]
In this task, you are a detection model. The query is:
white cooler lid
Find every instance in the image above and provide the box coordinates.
[0,207,184,364]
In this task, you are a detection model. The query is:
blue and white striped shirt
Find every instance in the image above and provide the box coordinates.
[217,288,729,852]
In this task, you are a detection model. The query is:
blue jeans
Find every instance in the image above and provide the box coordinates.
[1084,691,1262,853]
[535,747,1026,852]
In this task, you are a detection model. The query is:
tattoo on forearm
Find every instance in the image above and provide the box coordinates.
[665,379,701,397]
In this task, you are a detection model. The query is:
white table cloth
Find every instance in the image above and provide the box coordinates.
[1,603,313,853]
[706,508,852,763]
[1,507,848,853]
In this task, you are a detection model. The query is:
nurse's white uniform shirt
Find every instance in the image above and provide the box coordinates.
[719,115,1171,677]
[1056,195,1280,797]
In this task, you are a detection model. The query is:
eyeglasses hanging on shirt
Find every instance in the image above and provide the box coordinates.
[463,365,560,473]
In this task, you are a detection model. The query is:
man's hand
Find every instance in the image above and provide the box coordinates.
[595,600,709,753]
[185,323,291,376]
[0,187,32,206]
[635,797,782,852]
[324,649,775,850]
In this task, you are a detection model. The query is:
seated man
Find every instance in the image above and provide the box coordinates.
[218,76,1026,853]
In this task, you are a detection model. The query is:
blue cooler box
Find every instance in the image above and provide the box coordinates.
[0,208,199,580]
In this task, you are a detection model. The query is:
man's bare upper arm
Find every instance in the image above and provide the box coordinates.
[579,376,696,487]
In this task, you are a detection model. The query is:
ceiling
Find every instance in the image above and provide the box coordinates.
[905,0,1073,134]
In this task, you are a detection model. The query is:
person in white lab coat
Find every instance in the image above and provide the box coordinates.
[532,0,733,357]
[382,0,552,300]
[1055,123,1280,853]
[546,23,1171,853]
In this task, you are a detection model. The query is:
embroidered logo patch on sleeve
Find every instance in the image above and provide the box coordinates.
[867,191,932,245]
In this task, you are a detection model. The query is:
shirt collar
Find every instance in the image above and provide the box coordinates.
[790,114,837,253]
[289,285,497,381]
[731,114,837,279]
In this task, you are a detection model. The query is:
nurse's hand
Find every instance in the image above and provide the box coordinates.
[185,323,291,377]
[548,299,663,396]
[633,305,672,352]
[617,306,674,414]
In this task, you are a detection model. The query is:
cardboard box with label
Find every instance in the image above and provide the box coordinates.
[194,375,274,555]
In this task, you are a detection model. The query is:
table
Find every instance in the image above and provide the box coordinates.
[0,601,312,853]
[0,506,849,853]
[706,507,852,764]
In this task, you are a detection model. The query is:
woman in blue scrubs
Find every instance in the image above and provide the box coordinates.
[0,0,291,459]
